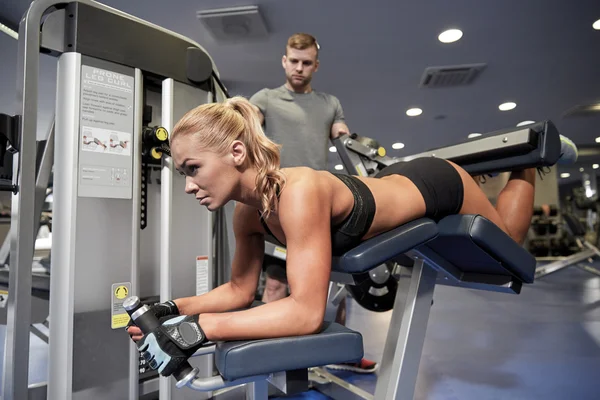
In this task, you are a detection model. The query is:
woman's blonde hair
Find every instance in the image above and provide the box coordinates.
[171,97,286,217]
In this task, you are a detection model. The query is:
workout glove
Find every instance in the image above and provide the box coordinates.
[137,314,207,377]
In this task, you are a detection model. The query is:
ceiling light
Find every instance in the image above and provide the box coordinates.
[392,142,405,150]
[499,102,517,111]
[406,108,422,117]
[516,120,535,127]
[560,173,570,178]
[593,19,600,30]
[596,137,600,143]
[593,164,599,169]
[329,146,337,153]
[438,29,463,43]
[468,133,482,139]
[580,167,585,172]
[334,164,343,171]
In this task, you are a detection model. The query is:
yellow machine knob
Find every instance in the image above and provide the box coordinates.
[150,147,163,160]
[155,127,168,142]
[377,147,386,157]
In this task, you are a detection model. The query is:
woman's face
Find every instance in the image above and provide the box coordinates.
[171,135,239,211]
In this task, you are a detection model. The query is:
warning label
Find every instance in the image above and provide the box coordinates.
[111,282,131,329]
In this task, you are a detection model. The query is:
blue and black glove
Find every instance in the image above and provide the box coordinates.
[137,314,207,377]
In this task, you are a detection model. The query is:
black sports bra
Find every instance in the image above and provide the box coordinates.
[259,173,376,256]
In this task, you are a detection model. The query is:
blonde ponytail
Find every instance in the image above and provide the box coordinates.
[225,97,287,218]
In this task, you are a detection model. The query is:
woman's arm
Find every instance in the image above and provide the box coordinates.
[198,177,333,341]
[174,202,265,315]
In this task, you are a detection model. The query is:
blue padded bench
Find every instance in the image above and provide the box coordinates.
[214,321,363,381]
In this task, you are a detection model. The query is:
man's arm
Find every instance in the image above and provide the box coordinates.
[330,96,349,139]
[251,103,265,125]
[331,122,350,139]
[249,89,268,126]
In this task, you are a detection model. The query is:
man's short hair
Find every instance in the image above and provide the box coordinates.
[286,33,319,58]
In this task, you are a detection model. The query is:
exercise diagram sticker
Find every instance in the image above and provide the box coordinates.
[81,126,131,156]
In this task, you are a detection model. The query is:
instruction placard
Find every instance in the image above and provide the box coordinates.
[196,256,209,296]
[78,61,134,199]
[111,282,131,329]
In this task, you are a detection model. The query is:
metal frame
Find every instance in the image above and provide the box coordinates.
[3,1,226,399]
[535,240,600,279]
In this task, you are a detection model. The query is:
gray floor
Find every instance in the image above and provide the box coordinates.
[341,264,600,399]
[1,264,600,399]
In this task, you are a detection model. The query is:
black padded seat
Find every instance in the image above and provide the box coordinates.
[331,218,438,274]
[422,215,536,284]
[214,322,363,381]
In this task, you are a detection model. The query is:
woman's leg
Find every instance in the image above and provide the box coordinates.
[453,164,535,244]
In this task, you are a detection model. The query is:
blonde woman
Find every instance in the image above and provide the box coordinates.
[128,97,539,377]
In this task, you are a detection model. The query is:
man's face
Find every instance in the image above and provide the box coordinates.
[282,46,319,89]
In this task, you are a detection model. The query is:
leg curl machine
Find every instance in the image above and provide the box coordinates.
[199,122,560,399]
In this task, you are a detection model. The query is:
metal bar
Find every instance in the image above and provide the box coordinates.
[582,241,600,258]
[160,77,175,400]
[534,248,595,279]
[128,67,144,400]
[332,135,370,176]
[33,118,54,255]
[2,0,47,395]
[576,263,600,277]
[246,379,269,400]
[309,367,374,400]
[46,51,81,400]
[324,282,346,322]
[30,321,49,343]
[187,374,269,392]
[399,128,532,162]
[374,259,437,400]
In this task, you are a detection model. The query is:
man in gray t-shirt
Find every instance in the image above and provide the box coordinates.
[250,33,378,374]
[250,34,350,171]
[250,85,346,170]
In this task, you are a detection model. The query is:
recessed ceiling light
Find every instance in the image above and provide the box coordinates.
[334,164,344,171]
[595,137,600,143]
[438,29,463,43]
[499,102,517,111]
[580,167,585,172]
[593,164,599,169]
[468,133,482,139]
[560,173,570,178]
[329,146,337,153]
[392,142,405,150]
[593,19,600,30]
[406,108,423,117]
[516,120,535,127]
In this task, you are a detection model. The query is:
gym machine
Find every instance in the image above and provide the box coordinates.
[265,121,560,399]
[534,173,600,279]
[1,1,230,399]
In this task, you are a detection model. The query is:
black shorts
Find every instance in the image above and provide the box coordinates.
[375,158,464,221]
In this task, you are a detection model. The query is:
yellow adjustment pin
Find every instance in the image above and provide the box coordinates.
[155,127,168,142]
[377,147,386,157]
[151,147,163,160]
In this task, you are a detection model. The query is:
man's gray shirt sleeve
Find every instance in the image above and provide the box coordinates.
[250,89,269,116]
